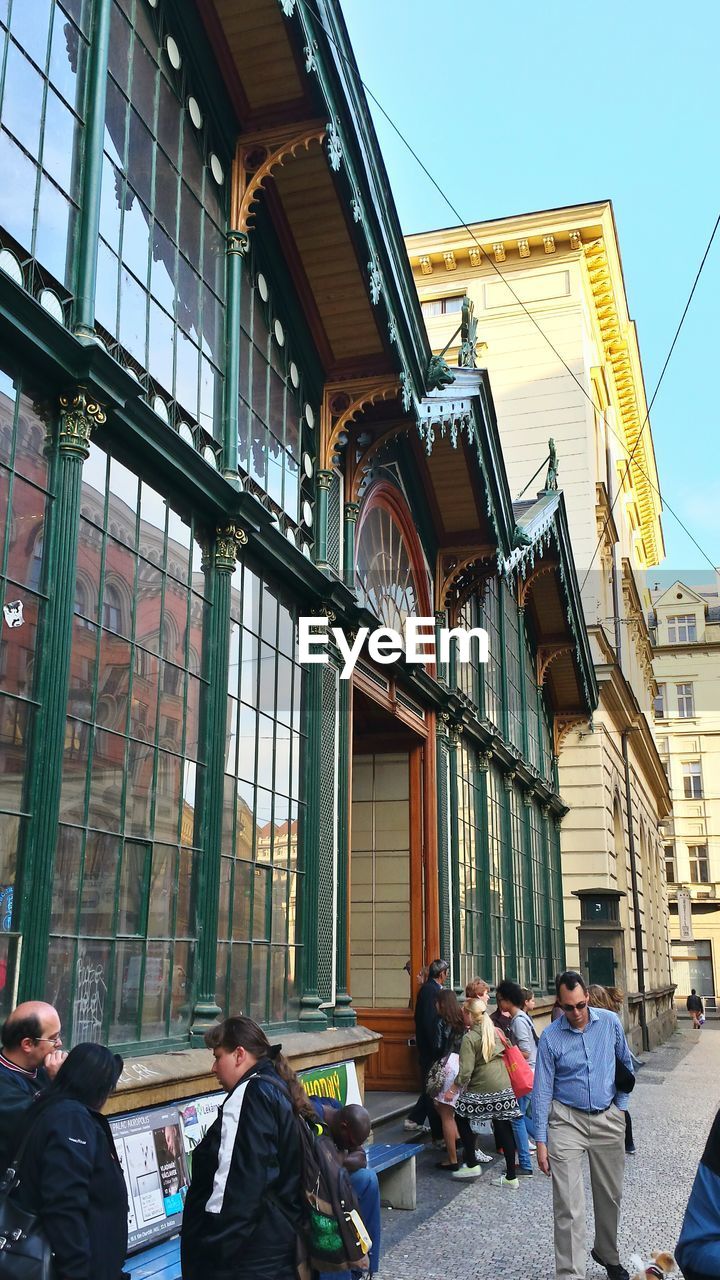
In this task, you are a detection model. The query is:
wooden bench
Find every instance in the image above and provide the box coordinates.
[367,1140,424,1211]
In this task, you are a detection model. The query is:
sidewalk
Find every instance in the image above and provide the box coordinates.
[376,1023,712,1279]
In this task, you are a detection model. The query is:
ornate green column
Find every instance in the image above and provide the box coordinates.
[222,234,245,485]
[477,749,493,979]
[315,470,333,569]
[190,523,246,1041]
[17,389,106,998]
[73,0,112,338]
[540,803,555,991]
[299,613,330,1029]
[435,713,452,964]
[518,606,530,760]
[447,725,462,992]
[521,789,537,987]
[435,610,448,686]
[551,813,566,975]
[501,769,518,978]
[343,501,359,588]
[332,670,355,1025]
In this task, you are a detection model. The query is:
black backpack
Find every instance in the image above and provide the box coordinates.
[249,1075,371,1274]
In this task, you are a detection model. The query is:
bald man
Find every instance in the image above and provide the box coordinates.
[0,1001,66,1170]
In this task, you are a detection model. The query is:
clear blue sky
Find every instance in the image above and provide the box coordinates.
[341,0,720,576]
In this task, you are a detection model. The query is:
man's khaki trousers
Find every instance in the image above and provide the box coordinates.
[547,1099,626,1280]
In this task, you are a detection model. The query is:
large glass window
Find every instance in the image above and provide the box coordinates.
[456,741,483,986]
[0,363,51,1015]
[217,562,306,1026]
[486,763,507,984]
[509,784,531,987]
[96,0,225,441]
[683,761,703,799]
[480,577,502,730]
[503,586,523,750]
[48,442,208,1046]
[0,0,88,303]
[355,501,429,632]
[677,683,695,718]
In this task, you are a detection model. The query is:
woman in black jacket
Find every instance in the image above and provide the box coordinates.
[13,1043,127,1280]
[181,1016,306,1280]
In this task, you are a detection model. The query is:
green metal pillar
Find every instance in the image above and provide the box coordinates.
[332,671,355,1025]
[540,803,555,991]
[222,235,245,485]
[435,610,448,686]
[551,814,566,976]
[521,789,537,989]
[73,0,112,338]
[343,501,359,588]
[448,726,462,993]
[17,390,106,998]
[299,652,329,1029]
[518,606,530,761]
[435,714,452,965]
[190,524,245,1040]
[315,470,333,569]
[501,769,518,979]
[477,749,493,979]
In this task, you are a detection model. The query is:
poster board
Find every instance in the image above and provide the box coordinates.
[110,1058,361,1253]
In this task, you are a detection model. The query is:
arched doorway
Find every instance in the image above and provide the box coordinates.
[350,483,439,1089]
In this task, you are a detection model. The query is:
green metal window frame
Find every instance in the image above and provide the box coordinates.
[0,0,89,314]
[47,439,208,1050]
[95,0,226,453]
[216,558,306,1028]
[479,577,501,730]
[0,362,55,1016]
[503,584,523,752]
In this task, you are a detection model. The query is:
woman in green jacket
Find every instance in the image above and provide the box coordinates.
[445,996,521,1189]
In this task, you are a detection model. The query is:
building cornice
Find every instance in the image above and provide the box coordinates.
[405,202,664,568]
[592,655,671,816]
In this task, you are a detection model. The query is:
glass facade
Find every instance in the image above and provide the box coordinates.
[218,561,306,1027]
[97,0,225,439]
[0,0,88,301]
[0,363,51,1015]
[455,739,482,987]
[48,441,208,1045]
[480,576,502,730]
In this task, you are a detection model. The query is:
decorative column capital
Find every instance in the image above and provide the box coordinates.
[227,230,250,256]
[522,788,534,808]
[207,522,248,573]
[57,387,107,457]
[435,610,447,626]
[309,604,337,624]
[317,469,334,492]
[477,749,493,772]
[344,501,360,523]
[502,769,516,793]
[541,803,552,821]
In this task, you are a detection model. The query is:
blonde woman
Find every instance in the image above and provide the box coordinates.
[445,996,521,1189]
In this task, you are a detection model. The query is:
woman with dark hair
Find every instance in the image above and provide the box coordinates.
[11,1042,127,1280]
[433,989,467,1171]
[180,1016,308,1280]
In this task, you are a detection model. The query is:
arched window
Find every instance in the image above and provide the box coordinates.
[355,484,431,632]
[28,534,43,592]
[103,583,123,633]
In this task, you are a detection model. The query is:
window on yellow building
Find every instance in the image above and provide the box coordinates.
[689,845,709,884]
[653,683,666,718]
[664,845,676,884]
[683,762,703,799]
[677,683,695,718]
[421,295,463,318]
[668,615,697,643]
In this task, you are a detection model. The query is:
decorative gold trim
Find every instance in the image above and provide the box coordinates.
[214,523,248,572]
[319,376,400,473]
[58,387,107,457]
[553,714,586,755]
[231,122,326,235]
[537,643,573,686]
[419,255,433,275]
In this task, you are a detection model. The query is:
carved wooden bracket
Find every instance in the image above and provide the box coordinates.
[319,376,400,473]
[436,548,496,615]
[517,560,558,609]
[231,122,326,238]
[553,714,587,756]
[537,643,573,686]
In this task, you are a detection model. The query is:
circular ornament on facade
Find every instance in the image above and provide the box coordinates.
[0,248,22,285]
[165,36,181,69]
[203,445,217,468]
[178,422,194,446]
[273,318,285,346]
[152,394,169,423]
[302,541,312,560]
[304,403,314,429]
[124,362,139,377]
[188,97,203,129]
[289,361,299,388]
[257,273,269,302]
[303,452,313,479]
[286,527,296,547]
[39,289,64,323]
[146,0,158,7]
[209,153,224,186]
[302,500,313,527]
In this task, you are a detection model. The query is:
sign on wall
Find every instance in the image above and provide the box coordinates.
[677,889,694,941]
[110,1059,362,1252]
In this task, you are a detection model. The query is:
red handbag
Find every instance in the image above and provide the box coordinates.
[498,1032,534,1098]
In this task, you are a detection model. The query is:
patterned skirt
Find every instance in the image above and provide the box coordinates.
[455,1086,520,1130]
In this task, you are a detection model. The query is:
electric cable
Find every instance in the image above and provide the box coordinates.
[298,0,718,574]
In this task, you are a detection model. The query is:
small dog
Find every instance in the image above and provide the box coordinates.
[628,1251,677,1280]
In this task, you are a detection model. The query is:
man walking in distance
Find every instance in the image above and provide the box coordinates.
[532,970,634,1280]
[686,988,704,1029]
[0,1001,67,1169]
[403,959,448,1140]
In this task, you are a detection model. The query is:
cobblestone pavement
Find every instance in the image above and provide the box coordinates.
[376,1023,714,1279]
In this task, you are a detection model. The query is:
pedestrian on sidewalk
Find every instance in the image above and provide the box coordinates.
[532,969,635,1280]
[687,989,705,1030]
[445,996,521,1189]
[403,960,447,1142]
[588,984,637,1155]
[0,1000,67,1170]
[432,989,466,1171]
[497,978,536,1176]
[309,1097,381,1279]
[677,1106,720,1279]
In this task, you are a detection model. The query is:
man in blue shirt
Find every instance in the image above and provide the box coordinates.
[532,970,634,1280]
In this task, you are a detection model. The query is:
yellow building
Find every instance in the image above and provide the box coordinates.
[406,202,675,1049]
[651,577,720,1009]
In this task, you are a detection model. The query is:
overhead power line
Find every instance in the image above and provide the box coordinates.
[299,0,718,575]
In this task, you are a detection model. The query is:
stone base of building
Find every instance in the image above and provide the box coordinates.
[106,1025,381,1115]
[626,987,677,1053]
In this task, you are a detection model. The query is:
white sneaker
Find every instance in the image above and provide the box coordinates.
[451,1164,484,1179]
[491,1175,519,1191]
[403,1119,423,1132]
[528,1140,537,1151]
[474,1149,493,1163]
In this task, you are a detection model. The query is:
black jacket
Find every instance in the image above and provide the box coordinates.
[414,979,444,1063]
[687,994,704,1013]
[14,1098,128,1280]
[181,1060,303,1280]
[0,1056,48,1173]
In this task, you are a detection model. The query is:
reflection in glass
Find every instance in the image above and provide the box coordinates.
[117,841,147,935]
[170,939,193,1030]
[231,861,252,941]
[73,940,111,1042]
[111,937,143,1040]
[228,942,249,1017]
[50,825,82,933]
[79,831,118,936]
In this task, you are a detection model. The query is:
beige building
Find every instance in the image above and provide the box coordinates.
[406,202,675,1049]
[651,576,720,1009]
